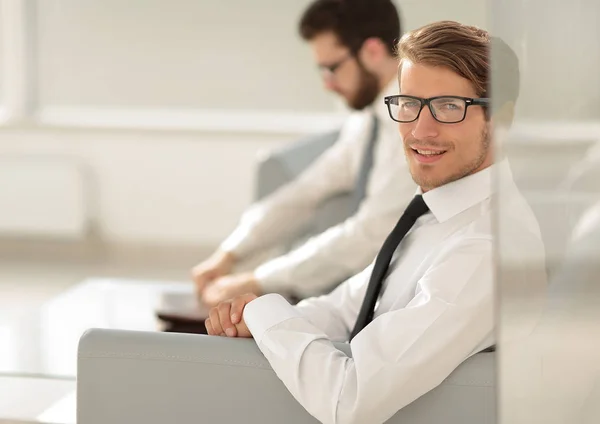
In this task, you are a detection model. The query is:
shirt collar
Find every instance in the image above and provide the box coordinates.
[420,160,513,223]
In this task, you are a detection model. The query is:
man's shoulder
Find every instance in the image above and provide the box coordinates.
[337,109,374,144]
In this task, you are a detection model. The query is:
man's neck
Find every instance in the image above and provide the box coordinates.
[420,162,495,194]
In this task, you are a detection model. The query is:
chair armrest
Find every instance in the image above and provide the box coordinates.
[78,329,495,424]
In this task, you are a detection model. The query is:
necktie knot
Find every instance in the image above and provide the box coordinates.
[406,195,429,220]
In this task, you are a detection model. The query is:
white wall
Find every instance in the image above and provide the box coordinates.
[35,0,488,112]
[0,128,297,245]
[0,3,3,102]
[0,0,488,247]
[36,0,334,112]
[397,0,486,30]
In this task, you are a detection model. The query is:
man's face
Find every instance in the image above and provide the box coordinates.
[309,32,380,110]
[399,61,492,192]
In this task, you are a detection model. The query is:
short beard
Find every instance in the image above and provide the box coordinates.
[347,59,380,110]
[409,126,491,191]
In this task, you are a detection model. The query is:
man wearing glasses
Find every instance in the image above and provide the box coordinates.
[193,0,416,306]
[205,20,546,423]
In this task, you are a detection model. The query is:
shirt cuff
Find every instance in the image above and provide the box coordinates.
[244,293,302,344]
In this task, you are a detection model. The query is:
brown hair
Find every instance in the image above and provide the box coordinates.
[397,20,520,105]
[299,0,402,55]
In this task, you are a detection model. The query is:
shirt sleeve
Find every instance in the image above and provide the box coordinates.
[243,238,494,424]
[253,123,415,296]
[286,265,372,341]
[220,113,368,260]
[253,158,414,296]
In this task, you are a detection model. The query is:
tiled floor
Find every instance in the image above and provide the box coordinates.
[0,376,75,424]
[0,241,207,423]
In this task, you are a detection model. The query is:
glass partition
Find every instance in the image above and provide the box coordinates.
[493,1,600,423]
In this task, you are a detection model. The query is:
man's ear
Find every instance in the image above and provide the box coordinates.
[358,37,386,68]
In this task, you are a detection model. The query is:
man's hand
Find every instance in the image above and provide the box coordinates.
[201,272,262,307]
[205,293,258,338]
[191,249,236,295]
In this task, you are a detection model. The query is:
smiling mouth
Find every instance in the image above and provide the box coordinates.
[410,147,448,163]
[413,148,446,156]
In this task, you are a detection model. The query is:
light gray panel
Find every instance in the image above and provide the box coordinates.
[493,1,600,424]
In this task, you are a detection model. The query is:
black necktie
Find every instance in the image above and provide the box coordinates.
[349,195,430,340]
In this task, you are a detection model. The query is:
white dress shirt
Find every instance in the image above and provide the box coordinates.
[220,79,416,296]
[244,161,546,424]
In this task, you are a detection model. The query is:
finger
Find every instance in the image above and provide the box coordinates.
[200,279,216,294]
[208,306,224,336]
[192,270,207,292]
[205,318,214,335]
[230,296,247,324]
[234,322,253,338]
[218,303,237,337]
[202,285,222,308]
[192,267,219,292]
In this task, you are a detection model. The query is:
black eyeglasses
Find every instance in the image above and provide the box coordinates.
[318,54,353,78]
[384,95,490,123]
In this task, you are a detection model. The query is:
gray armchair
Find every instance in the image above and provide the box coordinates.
[76,134,497,423]
[77,329,495,424]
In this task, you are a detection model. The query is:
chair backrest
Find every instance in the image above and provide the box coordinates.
[254,131,339,200]
[77,329,496,424]
[254,130,360,245]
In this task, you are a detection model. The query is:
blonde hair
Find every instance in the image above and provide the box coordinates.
[397,21,520,106]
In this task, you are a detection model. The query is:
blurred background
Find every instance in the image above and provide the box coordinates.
[0,0,487,311]
[0,0,598,423]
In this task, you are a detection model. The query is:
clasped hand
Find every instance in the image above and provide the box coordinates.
[205,293,258,338]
